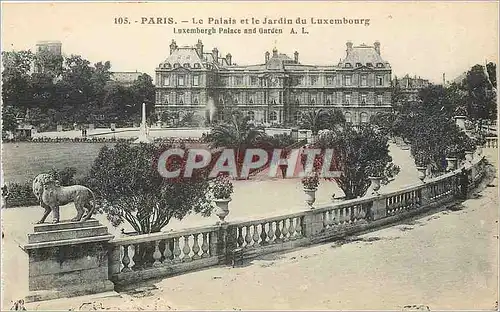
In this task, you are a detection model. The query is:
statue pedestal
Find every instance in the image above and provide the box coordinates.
[23,219,115,303]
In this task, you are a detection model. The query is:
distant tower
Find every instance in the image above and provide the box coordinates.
[442,73,446,86]
[34,41,62,74]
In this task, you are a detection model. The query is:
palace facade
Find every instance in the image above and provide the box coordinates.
[154,40,392,126]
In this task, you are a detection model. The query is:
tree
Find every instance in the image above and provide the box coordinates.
[206,112,266,175]
[310,125,399,199]
[464,64,497,124]
[299,109,345,135]
[1,50,35,112]
[131,73,156,119]
[2,105,19,135]
[87,143,214,234]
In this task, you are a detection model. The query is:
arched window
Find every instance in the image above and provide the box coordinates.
[183,63,190,68]
[174,63,180,68]
[269,111,278,121]
[345,112,352,123]
[356,62,362,67]
[194,63,201,69]
[360,112,369,123]
[247,111,255,120]
[345,63,352,68]
[376,63,384,68]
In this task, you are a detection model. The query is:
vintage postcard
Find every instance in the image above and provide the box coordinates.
[1,1,499,311]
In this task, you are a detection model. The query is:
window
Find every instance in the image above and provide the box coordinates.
[183,63,190,68]
[178,75,185,86]
[219,96,224,104]
[247,111,255,120]
[295,97,300,104]
[177,92,184,105]
[360,94,367,105]
[376,63,384,68]
[345,75,352,86]
[360,112,369,123]
[376,76,383,86]
[366,63,373,67]
[162,93,168,104]
[163,75,170,86]
[249,93,255,104]
[377,94,383,105]
[356,63,362,67]
[174,63,180,68]
[269,111,278,121]
[235,76,243,85]
[194,63,201,69]
[344,94,351,105]
[326,98,331,105]
[192,75,199,86]
[192,93,199,105]
[294,111,302,122]
[361,75,367,86]
[326,76,334,85]
[345,112,352,123]
[310,76,318,85]
[345,63,352,68]
[251,76,258,86]
[234,93,240,104]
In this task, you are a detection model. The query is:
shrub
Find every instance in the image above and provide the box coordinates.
[212,176,234,199]
[301,174,319,190]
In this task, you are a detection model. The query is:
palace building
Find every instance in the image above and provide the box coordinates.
[154,39,392,126]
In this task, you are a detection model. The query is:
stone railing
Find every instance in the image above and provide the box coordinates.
[23,150,488,302]
[485,136,498,148]
[106,152,488,287]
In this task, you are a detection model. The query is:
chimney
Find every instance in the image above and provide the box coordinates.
[443,73,446,85]
[272,47,278,57]
[346,41,353,54]
[265,51,270,63]
[212,48,219,64]
[169,39,177,55]
[374,41,380,55]
[226,53,232,65]
[195,39,204,57]
[294,51,299,63]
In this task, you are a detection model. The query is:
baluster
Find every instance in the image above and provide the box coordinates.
[192,234,201,260]
[252,224,260,246]
[275,220,282,242]
[163,239,173,264]
[121,245,132,272]
[132,244,141,269]
[334,209,339,225]
[153,240,162,267]
[323,211,328,229]
[288,218,296,239]
[245,226,253,247]
[260,223,268,245]
[267,222,275,243]
[201,233,209,258]
[329,210,335,226]
[296,217,303,237]
[237,227,244,247]
[281,219,289,240]
[173,237,181,263]
[349,206,354,223]
[182,235,191,262]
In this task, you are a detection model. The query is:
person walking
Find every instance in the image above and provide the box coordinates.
[459,168,469,199]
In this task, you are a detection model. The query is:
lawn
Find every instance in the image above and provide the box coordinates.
[2,142,113,184]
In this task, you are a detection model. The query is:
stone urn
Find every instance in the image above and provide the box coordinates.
[368,176,382,194]
[214,198,231,223]
[445,157,457,171]
[416,166,427,182]
[304,188,317,208]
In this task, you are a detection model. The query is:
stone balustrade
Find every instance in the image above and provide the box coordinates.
[485,136,498,148]
[23,150,489,302]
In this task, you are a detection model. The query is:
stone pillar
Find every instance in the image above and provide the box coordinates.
[303,211,324,237]
[23,220,115,303]
[370,196,387,220]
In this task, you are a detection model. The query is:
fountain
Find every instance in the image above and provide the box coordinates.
[133,102,152,144]
[207,97,216,124]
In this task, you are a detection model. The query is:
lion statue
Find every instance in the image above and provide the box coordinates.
[33,173,97,223]
[33,173,57,224]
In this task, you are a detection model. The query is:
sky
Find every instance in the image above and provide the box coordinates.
[1,1,498,84]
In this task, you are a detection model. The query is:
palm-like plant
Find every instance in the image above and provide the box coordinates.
[206,112,265,175]
[299,109,345,135]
